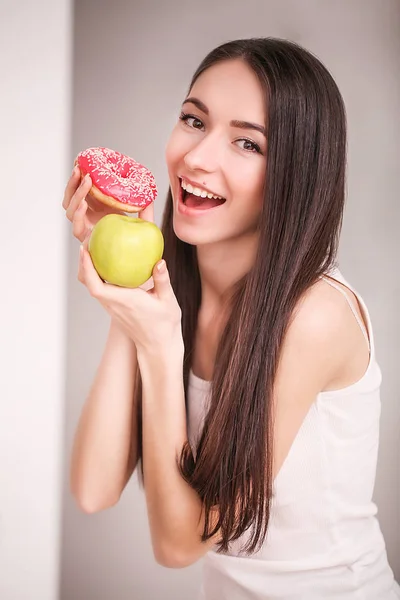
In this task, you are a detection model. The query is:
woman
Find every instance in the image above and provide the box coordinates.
[64,38,399,599]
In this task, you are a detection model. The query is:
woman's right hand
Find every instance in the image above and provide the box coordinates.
[62,166,125,242]
[64,164,156,291]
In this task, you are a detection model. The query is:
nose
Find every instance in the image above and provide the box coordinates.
[183,132,221,174]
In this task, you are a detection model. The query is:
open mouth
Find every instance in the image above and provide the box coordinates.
[179,178,226,210]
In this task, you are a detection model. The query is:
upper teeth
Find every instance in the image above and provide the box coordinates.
[181,179,223,200]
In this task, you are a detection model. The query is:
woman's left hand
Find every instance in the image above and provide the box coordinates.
[77,235,184,358]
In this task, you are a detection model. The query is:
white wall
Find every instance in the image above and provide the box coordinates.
[0,1,72,599]
[61,1,400,598]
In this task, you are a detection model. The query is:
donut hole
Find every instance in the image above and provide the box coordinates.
[107,161,130,179]
[77,147,157,208]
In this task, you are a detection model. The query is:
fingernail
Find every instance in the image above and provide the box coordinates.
[157,260,166,273]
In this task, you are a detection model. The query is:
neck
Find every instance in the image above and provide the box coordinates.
[196,231,259,313]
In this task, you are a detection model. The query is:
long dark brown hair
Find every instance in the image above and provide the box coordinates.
[135,37,347,555]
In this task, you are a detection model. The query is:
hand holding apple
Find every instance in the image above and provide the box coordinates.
[78,232,183,356]
[88,214,164,288]
[64,147,183,353]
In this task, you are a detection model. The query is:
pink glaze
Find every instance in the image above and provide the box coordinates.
[76,147,157,208]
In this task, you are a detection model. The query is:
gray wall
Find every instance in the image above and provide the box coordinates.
[61,1,400,598]
[0,2,72,599]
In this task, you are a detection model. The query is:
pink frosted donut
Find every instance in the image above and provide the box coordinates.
[75,147,157,213]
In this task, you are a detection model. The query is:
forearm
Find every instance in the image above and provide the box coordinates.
[70,318,138,512]
[138,342,206,565]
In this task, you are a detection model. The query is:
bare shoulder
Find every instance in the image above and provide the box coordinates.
[285,276,369,391]
[273,281,343,404]
[292,277,354,340]
[271,277,370,479]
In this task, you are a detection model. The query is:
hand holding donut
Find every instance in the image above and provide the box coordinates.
[64,147,163,292]
[62,147,157,242]
[66,149,180,351]
[63,168,106,242]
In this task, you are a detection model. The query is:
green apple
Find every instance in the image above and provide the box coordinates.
[88,214,164,288]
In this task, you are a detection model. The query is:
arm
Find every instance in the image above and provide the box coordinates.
[137,286,350,568]
[70,318,139,513]
[137,340,221,568]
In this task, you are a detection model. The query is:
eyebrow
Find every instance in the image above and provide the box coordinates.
[182,97,267,137]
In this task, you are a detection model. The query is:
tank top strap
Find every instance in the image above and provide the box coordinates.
[319,270,371,352]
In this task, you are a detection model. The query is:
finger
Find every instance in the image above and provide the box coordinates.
[139,276,154,292]
[66,174,92,222]
[77,243,86,285]
[82,229,92,249]
[81,244,133,308]
[79,243,106,300]
[138,201,154,223]
[151,260,174,301]
[66,173,92,221]
[62,165,81,210]
[78,247,113,316]
[72,199,90,242]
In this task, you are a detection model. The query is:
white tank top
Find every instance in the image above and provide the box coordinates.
[187,267,400,600]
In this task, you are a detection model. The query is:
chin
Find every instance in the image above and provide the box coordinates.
[172,218,220,247]
[172,219,202,246]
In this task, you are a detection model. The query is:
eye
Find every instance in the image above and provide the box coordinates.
[235,138,262,154]
[179,112,205,131]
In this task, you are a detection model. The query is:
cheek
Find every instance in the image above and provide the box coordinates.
[165,131,178,170]
[231,161,265,207]
[166,126,197,172]
[165,126,190,165]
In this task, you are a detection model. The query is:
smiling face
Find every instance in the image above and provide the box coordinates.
[165,59,267,247]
